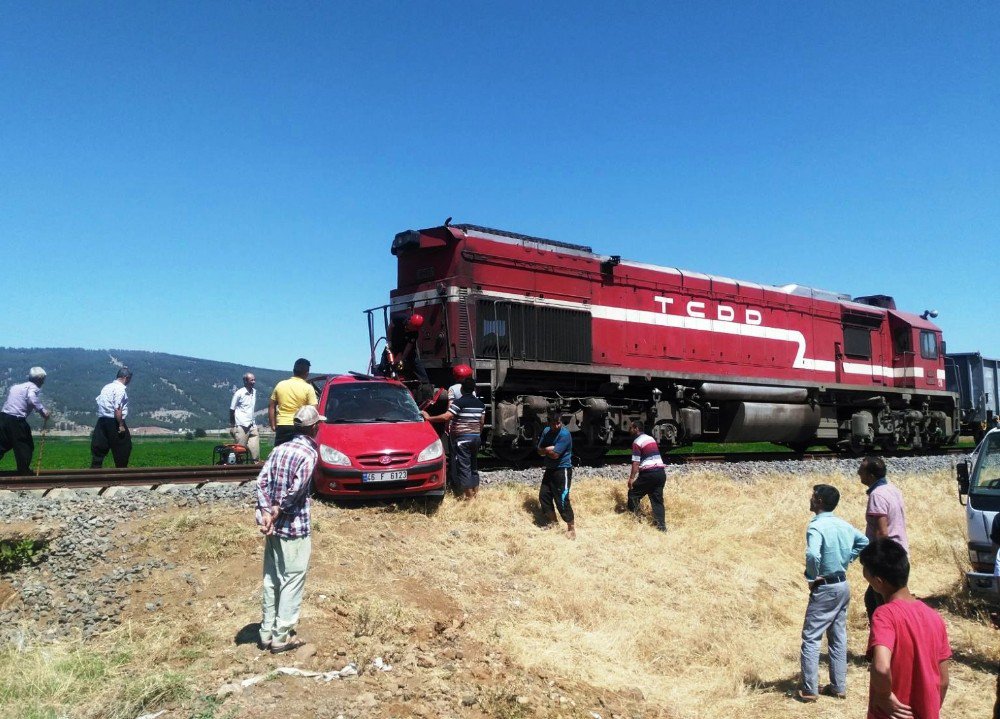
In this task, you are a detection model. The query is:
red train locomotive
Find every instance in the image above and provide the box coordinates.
[366,223,958,460]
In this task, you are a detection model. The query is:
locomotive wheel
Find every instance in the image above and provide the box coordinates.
[574,444,609,465]
[783,442,812,454]
[491,442,536,465]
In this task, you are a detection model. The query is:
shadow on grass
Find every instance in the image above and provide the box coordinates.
[234,623,260,647]
[521,496,552,527]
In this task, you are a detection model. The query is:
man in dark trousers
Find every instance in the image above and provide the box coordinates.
[91,368,133,468]
[422,377,485,500]
[857,456,909,621]
[0,366,51,475]
[537,413,575,539]
[626,421,668,531]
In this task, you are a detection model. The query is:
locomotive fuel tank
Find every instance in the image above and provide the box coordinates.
[724,403,822,443]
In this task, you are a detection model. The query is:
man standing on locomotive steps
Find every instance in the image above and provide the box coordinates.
[230,372,260,462]
[269,358,318,447]
[256,404,324,654]
[91,368,133,469]
[0,366,52,475]
[627,421,668,532]
[537,413,576,539]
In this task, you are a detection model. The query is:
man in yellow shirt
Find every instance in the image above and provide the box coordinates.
[269,358,318,446]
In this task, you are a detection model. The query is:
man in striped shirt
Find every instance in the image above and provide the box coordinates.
[423,377,485,500]
[255,405,323,654]
[627,421,668,532]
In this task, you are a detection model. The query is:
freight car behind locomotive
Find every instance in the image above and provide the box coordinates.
[366,223,958,461]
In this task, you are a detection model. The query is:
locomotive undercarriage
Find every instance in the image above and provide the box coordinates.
[482,370,957,460]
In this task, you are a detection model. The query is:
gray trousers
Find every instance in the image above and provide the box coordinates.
[231,424,260,461]
[800,581,850,695]
[260,534,311,645]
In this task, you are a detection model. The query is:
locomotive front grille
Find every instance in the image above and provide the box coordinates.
[475,299,592,364]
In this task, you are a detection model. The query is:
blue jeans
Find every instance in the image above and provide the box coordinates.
[800,581,850,695]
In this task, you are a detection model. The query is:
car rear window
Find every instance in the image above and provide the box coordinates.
[324,383,422,423]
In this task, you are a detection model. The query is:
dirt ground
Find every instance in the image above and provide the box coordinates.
[6,469,999,719]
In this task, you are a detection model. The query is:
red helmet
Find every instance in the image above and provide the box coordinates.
[452,364,473,381]
[405,313,424,330]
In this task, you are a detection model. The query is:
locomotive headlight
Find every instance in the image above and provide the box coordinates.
[320,444,351,466]
[417,439,444,463]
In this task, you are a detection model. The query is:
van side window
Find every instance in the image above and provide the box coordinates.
[919,331,938,360]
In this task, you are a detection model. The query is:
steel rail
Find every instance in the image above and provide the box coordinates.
[0,464,260,493]
[0,447,969,493]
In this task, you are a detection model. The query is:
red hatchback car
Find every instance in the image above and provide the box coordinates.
[312,375,446,501]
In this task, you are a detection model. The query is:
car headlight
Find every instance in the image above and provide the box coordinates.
[417,439,443,463]
[320,444,351,466]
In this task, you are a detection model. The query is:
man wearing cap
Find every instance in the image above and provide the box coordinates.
[269,359,318,447]
[0,367,52,475]
[256,404,324,654]
[91,368,133,468]
[230,373,260,462]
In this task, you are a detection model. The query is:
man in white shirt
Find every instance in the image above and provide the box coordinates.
[230,373,260,461]
[0,366,51,475]
[91,368,133,468]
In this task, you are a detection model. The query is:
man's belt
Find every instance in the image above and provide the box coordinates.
[815,572,847,585]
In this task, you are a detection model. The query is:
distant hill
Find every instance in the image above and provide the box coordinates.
[0,348,293,432]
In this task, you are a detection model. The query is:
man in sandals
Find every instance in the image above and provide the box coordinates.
[256,405,324,653]
[798,484,869,703]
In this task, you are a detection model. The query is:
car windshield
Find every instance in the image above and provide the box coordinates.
[971,433,1000,496]
[323,382,422,424]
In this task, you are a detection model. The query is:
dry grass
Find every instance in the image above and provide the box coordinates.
[0,624,191,719]
[330,467,996,718]
[3,467,996,718]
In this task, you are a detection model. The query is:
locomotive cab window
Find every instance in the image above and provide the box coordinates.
[843,326,872,360]
[892,329,912,355]
[920,331,938,360]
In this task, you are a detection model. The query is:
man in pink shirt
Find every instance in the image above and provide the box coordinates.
[860,538,950,719]
[858,456,908,620]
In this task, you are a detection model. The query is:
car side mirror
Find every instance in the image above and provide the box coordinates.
[956,460,970,503]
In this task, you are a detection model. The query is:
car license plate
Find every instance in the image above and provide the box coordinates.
[361,470,407,483]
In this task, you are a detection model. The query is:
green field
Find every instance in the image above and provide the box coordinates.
[0,437,274,472]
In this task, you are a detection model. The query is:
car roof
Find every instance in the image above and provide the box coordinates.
[314,373,407,389]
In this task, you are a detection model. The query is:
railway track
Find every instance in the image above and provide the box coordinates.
[0,447,970,494]
[0,464,260,494]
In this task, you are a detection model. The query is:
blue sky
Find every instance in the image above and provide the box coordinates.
[1,2,997,373]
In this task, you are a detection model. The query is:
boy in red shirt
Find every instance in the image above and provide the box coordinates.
[860,538,951,719]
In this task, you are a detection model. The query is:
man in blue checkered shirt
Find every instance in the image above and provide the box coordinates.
[255,404,324,653]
